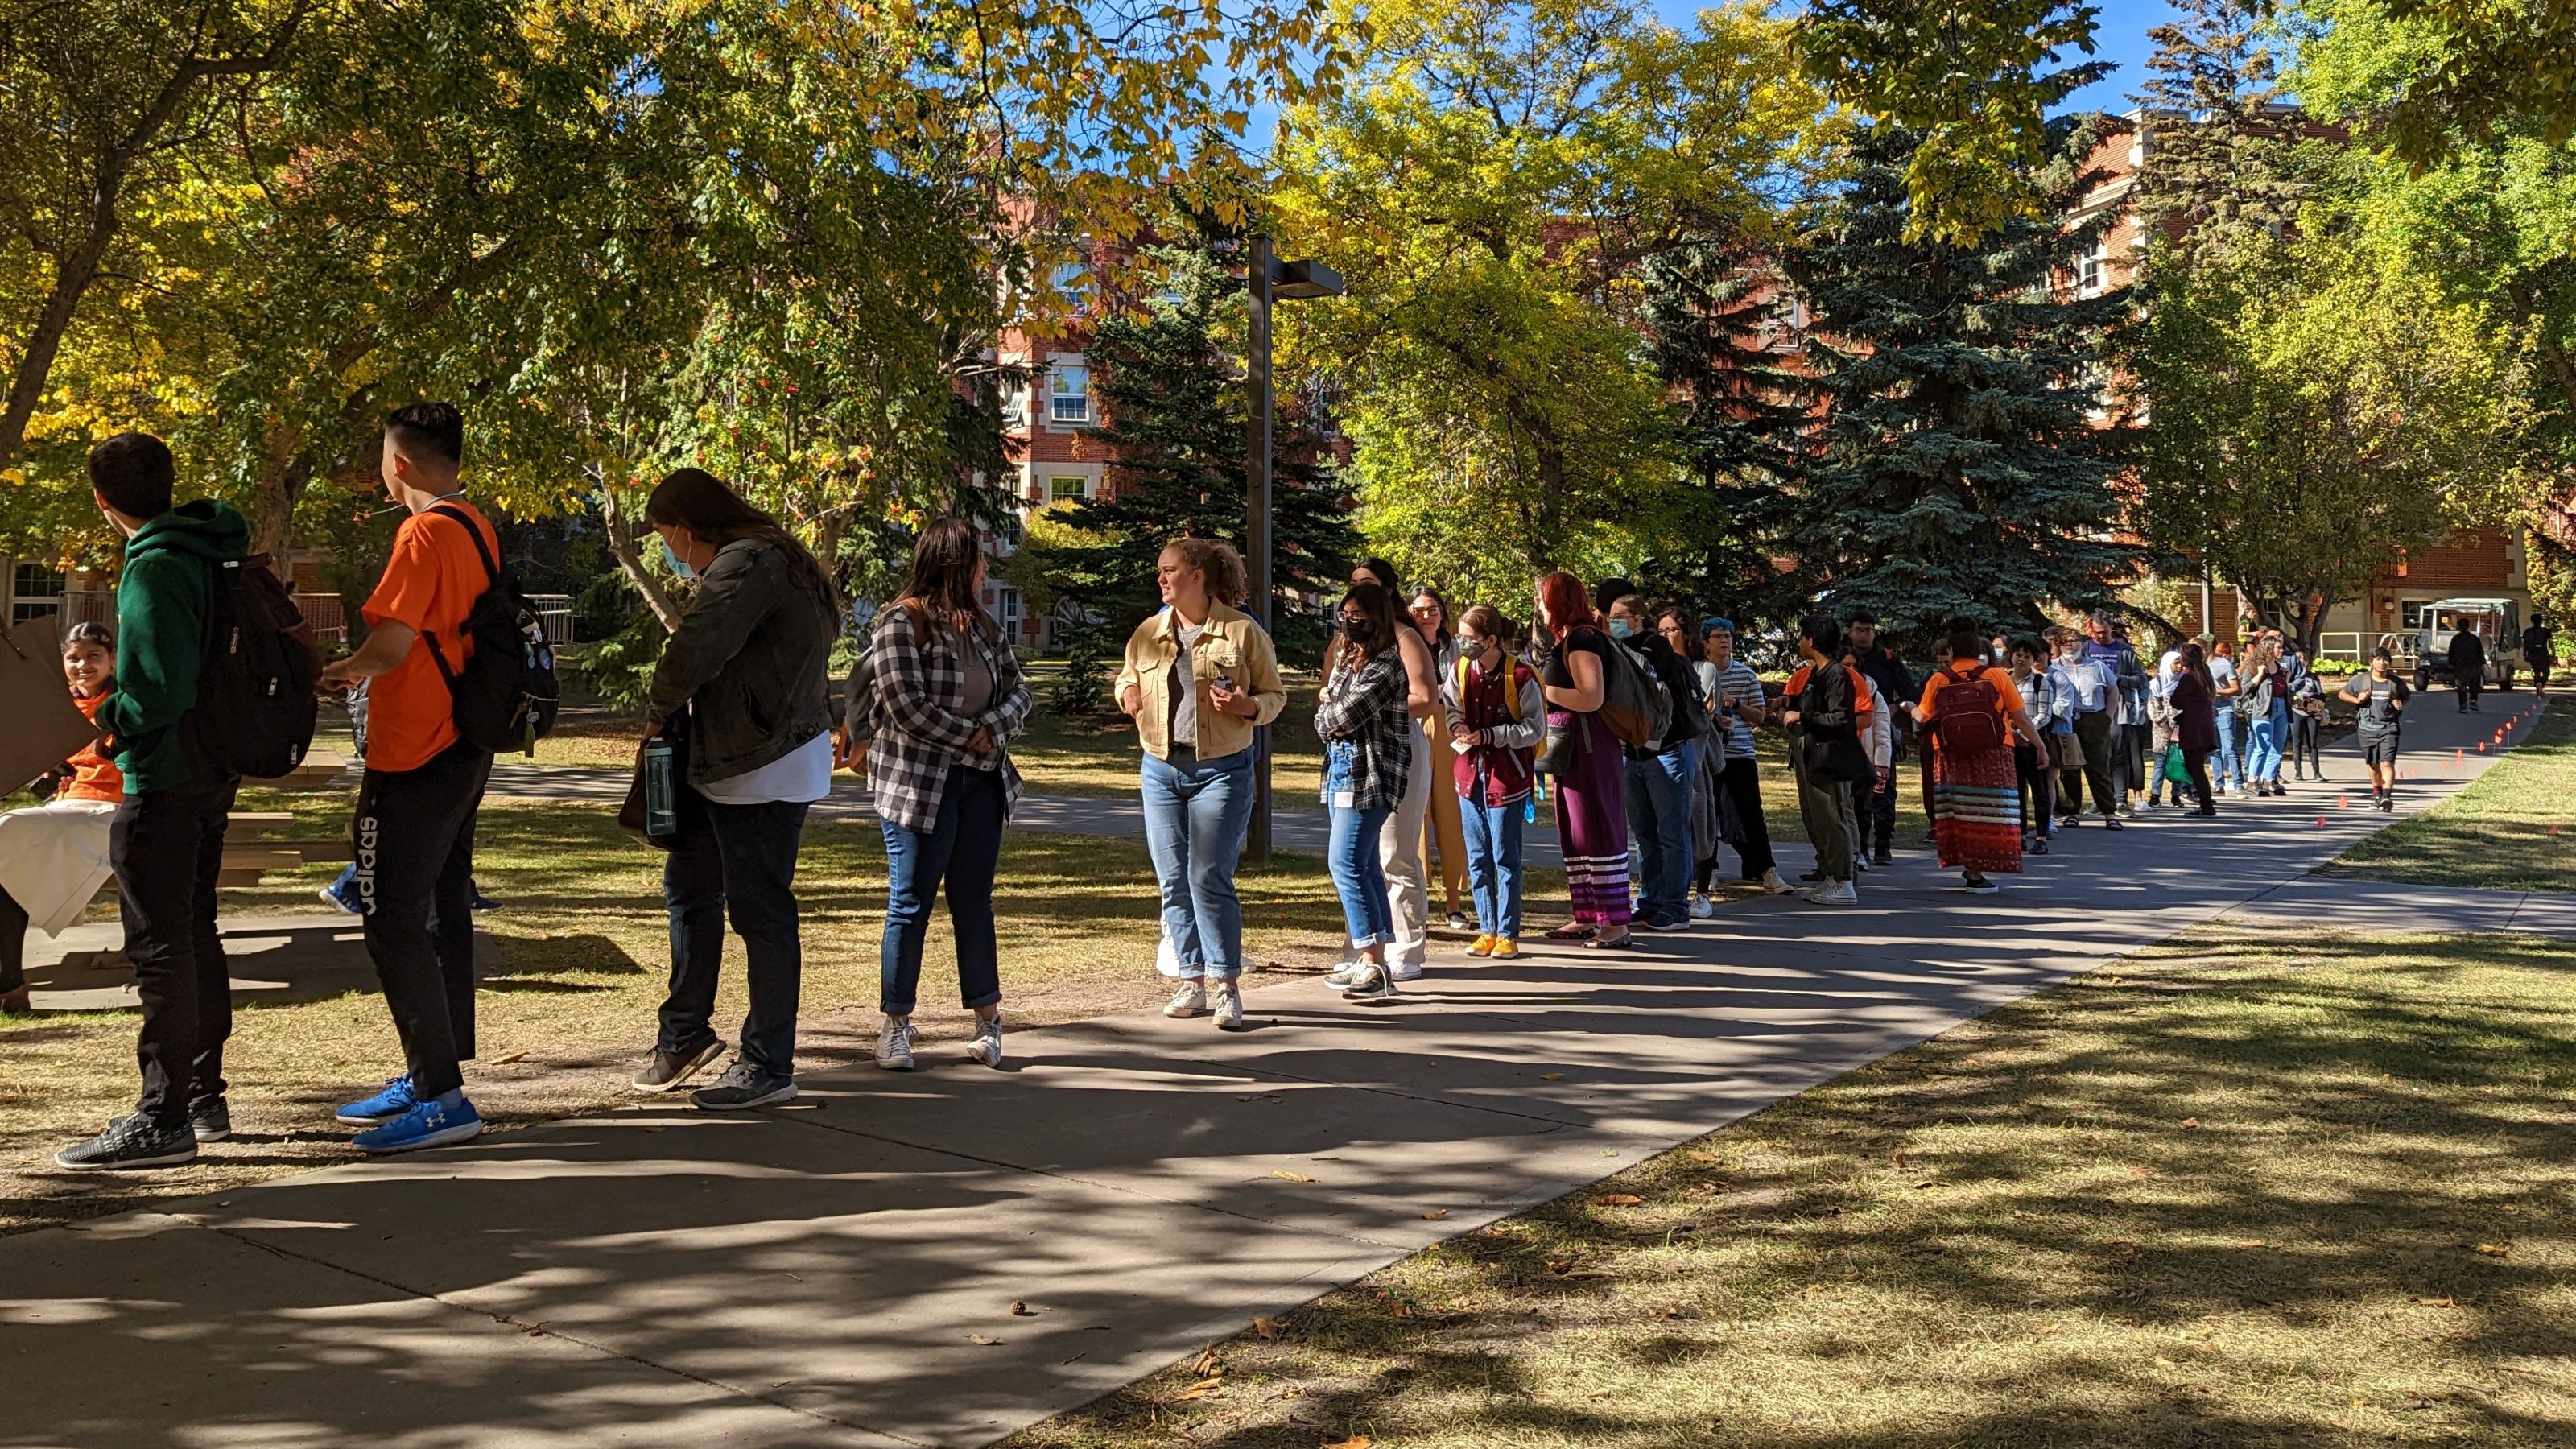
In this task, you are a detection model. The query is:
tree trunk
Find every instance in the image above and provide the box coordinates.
[601,482,683,633]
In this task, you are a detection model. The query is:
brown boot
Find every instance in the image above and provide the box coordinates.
[0,985,31,1016]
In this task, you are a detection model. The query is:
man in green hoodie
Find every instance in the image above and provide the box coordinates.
[55,432,249,1172]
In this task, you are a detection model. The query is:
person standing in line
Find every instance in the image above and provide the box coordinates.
[2239,635,2288,796]
[2446,621,2487,712]
[1118,539,1286,1034]
[2169,642,2222,815]
[1329,559,1436,983]
[54,436,249,1170]
[2054,629,2121,830]
[1697,618,1791,899]
[1842,610,1914,868]
[1781,615,1884,906]
[1534,571,1633,947]
[2,625,125,1018]
[2207,638,2243,796]
[628,469,840,1108]
[857,518,1032,1071]
[1657,607,1728,919]
[317,403,499,1154]
[2521,614,2554,695]
[1407,585,1472,931]
[2006,634,2063,855]
[2141,646,2180,810]
[1443,605,1544,959]
[1917,620,2042,893]
[2336,648,2412,811]
[2284,644,2324,782]
[2089,614,2149,817]
[1315,583,1415,1000]
[1606,594,1704,931]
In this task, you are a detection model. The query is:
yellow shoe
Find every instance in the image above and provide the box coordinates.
[1488,938,1520,960]
[1466,933,1496,958]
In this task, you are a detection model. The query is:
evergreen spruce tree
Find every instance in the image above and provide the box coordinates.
[2131,0,2310,278]
[1781,118,2139,645]
[1026,241,1358,709]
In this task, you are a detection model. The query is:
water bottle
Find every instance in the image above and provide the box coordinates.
[642,737,679,837]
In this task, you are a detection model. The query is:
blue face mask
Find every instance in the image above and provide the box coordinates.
[663,539,696,580]
[1608,618,1634,641]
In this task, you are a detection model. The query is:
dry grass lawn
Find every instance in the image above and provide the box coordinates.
[1005,928,2576,1449]
[2326,699,2576,894]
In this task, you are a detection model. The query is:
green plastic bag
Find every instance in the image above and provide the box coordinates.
[2162,746,2191,786]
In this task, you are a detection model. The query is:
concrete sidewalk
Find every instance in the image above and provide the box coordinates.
[4,696,2558,1448]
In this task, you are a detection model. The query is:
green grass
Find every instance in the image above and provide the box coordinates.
[2327,700,2576,893]
[1005,928,2576,1448]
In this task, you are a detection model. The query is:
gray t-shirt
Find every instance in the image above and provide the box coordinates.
[1168,621,1206,747]
[2352,675,2409,734]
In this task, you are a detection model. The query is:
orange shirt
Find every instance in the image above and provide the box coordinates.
[361,501,500,773]
[60,689,124,803]
[1917,659,2025,751]
[1785,661,1876,719]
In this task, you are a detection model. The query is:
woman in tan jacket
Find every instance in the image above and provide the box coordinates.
[1115,539,1287,1031]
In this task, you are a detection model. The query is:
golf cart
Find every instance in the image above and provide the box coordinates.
[2411,597,2522,692]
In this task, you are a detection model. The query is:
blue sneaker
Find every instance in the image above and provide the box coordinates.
[336,1072,417,1124]
[352,1092,482,1155]
[320,867,361,915]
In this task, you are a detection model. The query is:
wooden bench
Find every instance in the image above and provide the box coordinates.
[219,811,354,889]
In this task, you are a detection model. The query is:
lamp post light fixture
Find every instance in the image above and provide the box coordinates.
[1243,233,1342,864]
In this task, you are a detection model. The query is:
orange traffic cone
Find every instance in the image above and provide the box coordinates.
[2339,796,2349,808]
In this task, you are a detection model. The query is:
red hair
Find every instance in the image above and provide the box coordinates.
[1534,571,1596,635]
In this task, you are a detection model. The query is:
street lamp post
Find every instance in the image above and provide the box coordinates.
[1242,234,1341,864]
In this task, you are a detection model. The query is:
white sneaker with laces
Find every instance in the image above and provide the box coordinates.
[1212,982,1245,1031]
[1389,959,1425,982]
[1805,879,1859,906]
[1163,982,1208,1018]
[1340,964,1399,1001]
[965,1013,1004,1068]
[1690,894,1715,920]
[1760,869,1794,895]
[874,1014,915,1071]
[1323,959,1371,989]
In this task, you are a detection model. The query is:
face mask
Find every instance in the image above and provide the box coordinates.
[663,539,696,580]
[1608,619,1634,641]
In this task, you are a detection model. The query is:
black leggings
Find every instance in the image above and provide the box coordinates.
[2014,744,2054,834]
[2183,748,2213,808]
[2288,712,2321,776]
[1,885,25,994]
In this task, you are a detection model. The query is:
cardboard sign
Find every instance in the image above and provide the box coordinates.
[2,617,104,798]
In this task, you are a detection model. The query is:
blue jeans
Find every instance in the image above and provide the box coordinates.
[663,791,810,1078]
[1328,803,1395,948]
[879,764,1006,1018]
[2247,708,2284,784]
[1140,745,1256,981]
[1623,742,1695,924]
[2212,708,2240,789]
[1457,788,1525,942]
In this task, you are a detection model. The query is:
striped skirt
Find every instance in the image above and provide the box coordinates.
[1551,710,1631,924]
[1929,740,2024,874]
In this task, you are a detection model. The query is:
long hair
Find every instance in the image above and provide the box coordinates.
[895,516,997,642]
[1356,555,1403,598]
[1408,584,1452,646]
[646,468,842,617]
[2181,640,2215,696]
[2241,636,2280,683]
[1164,536,1248,608]
[1340,582,1400,661]
[1534,570,1595,638]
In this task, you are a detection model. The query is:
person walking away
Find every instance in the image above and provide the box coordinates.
[2,626,126,1018]
[2285,645,2324,781]
[2208,638,2244,796]
[2006,636,2062,854]
[856,518,1032,1070]
[1335,559,1437,980]
[1843,610,1914,867]
[313,403,501,1154]
[628,469,840,1107]
[1699,619,1790,898]
[1315,584,1415,999]
[2447,622,2487,712]
[1117,539,1286,1033]
[1918,620,2042,892]
[55,436,252,1170]
[2336,648,2411,811]
[1406,587,1472,931]
[1534,572,1633,946]
[1782,615,1883,906]
[2054,630,2122,829]
[1606,595,1703,931]
[2238,636,2287,796]
[2170,643,2222,815]
[2522,615,2554,695]
[1443,605,1544,959]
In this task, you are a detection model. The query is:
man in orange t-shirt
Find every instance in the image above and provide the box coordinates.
[313,402,498,1155]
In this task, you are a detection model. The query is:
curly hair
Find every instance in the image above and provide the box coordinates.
[1162,537,1248,607]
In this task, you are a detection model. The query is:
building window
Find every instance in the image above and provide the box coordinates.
[2401,600,2430,630]
[2077,242,2107,297]
[998,374,1028,424]
[994,585,1024,635]
[1049,475,1089,504]
[1049,365,1092,426]
[10,562,64,626]
[1051,261,1092,308]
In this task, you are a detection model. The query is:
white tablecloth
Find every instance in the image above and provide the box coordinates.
[0,799,118,936]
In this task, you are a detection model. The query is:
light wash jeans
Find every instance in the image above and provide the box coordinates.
[1328,803,1396,948]
[2246,706,2285,785]
[1140,745,1256,981]
[1457,785,1526,943]
[1623,742,1697,924]
[2212,707,2240,790]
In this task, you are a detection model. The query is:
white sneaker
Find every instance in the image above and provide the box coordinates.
[1389,960,1425,982]
[874,1014,915,1071]
[964,1013,1004,1068]
[1163,982,1208,1018]
[1804,879,1859,906]
[1690,894,1715,920]
[1760,869,1794,895]
[1340,964,1399,1001]
[1323,959,1372,989]
[1212,982,1245,1031]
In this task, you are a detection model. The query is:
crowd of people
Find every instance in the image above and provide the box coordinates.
[3,405,2498,1170]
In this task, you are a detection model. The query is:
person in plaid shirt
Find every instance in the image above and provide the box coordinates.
[1314,583,1415,1002]
[841,518,1031,1072]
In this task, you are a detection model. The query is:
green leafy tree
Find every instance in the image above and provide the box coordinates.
[2132,0,2315,275]
[1781,118,2138,646]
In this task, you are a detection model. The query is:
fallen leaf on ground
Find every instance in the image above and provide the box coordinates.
[1191,1347,1219,1377]
[1421,1209,1450,1221]
[1547,1259,1575,1274]
[2181,1117,2202,1129]
[1391,1302,1414,1318]
[1323,1437,1371,1449]
[969,1334,1001,1346]
[1591,1194,1645,1207]
[1187,1377,1222,1391]
[1251,1317,1284,1339]
[1174,1386,1212,1403]
[489,1051,527,1064]
[1272,1170,1317,1183]
[2154,1356,2178,1369]
[1009,1301,1035,1317]
[2416,1296,2457,1307]
[2475,1243,2511,1257]
[1539,1073,1565,1081]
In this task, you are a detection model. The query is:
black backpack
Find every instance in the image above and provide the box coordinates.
[424,505,559,755]
[195,552,321,778]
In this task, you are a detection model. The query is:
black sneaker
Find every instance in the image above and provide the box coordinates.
[55,1114,197,1171]
[631,1038,726,1094]
[188,1096,231,1143]
[690,1060,797,1110]
[1872,848,1893,866]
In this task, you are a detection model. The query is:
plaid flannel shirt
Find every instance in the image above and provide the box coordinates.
[1312,647,1414,812]
[846,604,1030,835]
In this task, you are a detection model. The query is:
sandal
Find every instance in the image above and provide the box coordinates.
[1582,933,1633,951]
[1544,922,1594,941]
